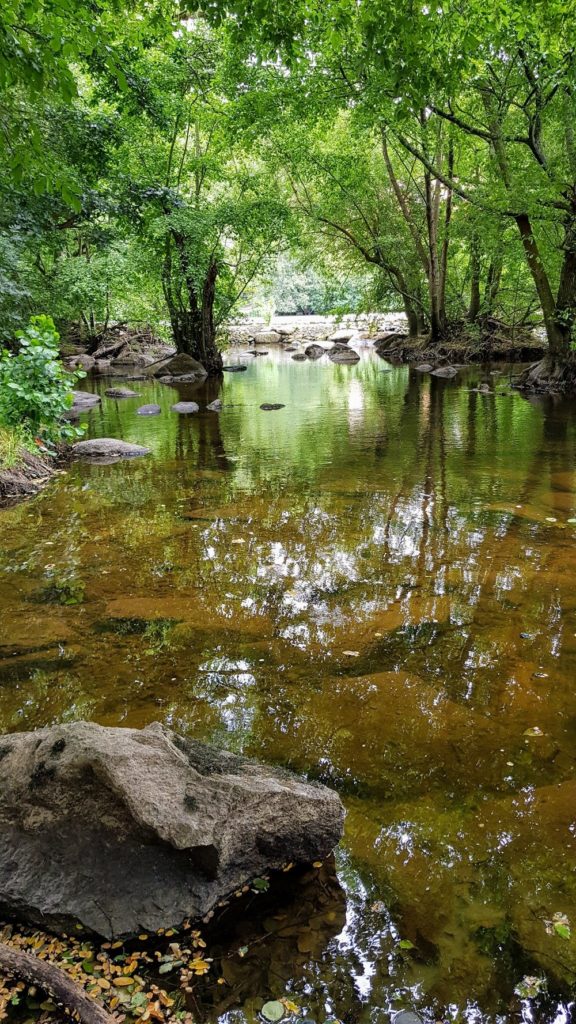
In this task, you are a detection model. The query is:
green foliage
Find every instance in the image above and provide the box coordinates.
[0,316,83,443]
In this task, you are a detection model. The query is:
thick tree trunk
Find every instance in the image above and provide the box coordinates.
[514,213,569,356]
[164,234,223,374]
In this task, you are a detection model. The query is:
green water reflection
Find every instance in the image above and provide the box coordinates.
[1,349,576,1022]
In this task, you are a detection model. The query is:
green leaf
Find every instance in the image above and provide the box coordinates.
[554,922,571,940]
[261,1001,285,1022]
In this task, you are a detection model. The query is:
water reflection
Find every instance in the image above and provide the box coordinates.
[1,350,576,1019]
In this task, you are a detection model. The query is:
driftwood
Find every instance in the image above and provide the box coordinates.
[0,941,115,1024]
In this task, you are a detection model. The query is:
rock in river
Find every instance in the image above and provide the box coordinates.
[431,365,458,378]
[329,346,360,364]
[207,399,222,412]
[152,353,207,380]
[0,721,344,938]
[260,403,285,411]
[105,387,139,398]
[305,344,325,360]
[72,439,151,460]
[137,404,162,416]
[70,390,101,411]
[171,402,199,414]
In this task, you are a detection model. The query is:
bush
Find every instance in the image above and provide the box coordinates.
[0,315,84,444]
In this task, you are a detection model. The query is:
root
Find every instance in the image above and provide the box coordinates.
[512,355,576,393]
[0,941,114,1024]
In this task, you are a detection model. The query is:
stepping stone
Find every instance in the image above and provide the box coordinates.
[137,404,161,416]
[171,402,199,414]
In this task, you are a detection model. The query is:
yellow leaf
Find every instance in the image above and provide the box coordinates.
[312,861,322,869]
[113,977,135,987]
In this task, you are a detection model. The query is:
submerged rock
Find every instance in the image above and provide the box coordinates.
[223,365,247,372]
[171,402,199,414]
[260,403,285,411]
[207,399,223,412]
[414,364,434,373]
[152,353,207,380]
[291,353,307,361]
[137,404,162,416]
[0,721,344,938]
[105,387,138,398]
[72,439,151,460]
[431,365,458,378]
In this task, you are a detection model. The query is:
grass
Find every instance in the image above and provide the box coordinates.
[0,425,33,469]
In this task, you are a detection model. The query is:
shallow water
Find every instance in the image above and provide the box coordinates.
[2,348,576,1022]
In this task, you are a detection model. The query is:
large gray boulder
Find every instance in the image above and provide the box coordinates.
[72,439,151,460]
[152,353,207,380]
[0,721,344,939]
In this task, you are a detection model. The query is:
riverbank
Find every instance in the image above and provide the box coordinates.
[0,439,60,505]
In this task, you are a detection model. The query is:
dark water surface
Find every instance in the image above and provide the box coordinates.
[1,349,576,1023]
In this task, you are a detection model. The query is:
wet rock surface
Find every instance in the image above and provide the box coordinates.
[171,402,199,414]
[72,439,151,460]
[105,387,139,398]
[0,721,345,938]
[304,344,325,360]
[69,391,101,412]
[152,353,207,380]
[329,346,360,364]
[137,404,162,416]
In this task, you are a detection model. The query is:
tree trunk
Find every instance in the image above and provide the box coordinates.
[514,213,567,355]
[165,233,223,374]
[484,257,502,318]
[467,236,481,322]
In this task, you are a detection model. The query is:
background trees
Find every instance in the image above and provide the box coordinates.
[1,0,576,382]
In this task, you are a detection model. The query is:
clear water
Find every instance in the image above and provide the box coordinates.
[1,348,576,1022]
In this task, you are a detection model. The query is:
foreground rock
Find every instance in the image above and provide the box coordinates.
[72,439,151,460]
[152,353,207,380]
[0,721,345,938]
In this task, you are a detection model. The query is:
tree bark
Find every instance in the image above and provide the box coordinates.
[468,235,481,322]
[0,942,114,1024]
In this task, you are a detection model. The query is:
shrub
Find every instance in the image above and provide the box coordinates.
[0,315,84,443]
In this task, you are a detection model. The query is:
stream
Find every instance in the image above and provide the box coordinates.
[1,347,576,1023]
